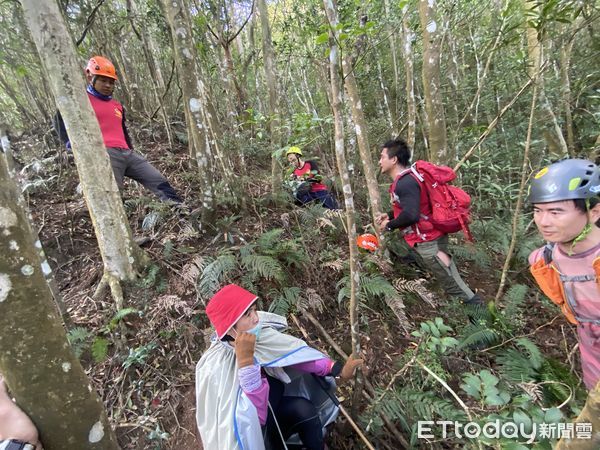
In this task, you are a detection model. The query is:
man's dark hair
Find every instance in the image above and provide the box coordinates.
[573,197,600,227]
[573,197,599,213]
[383,138,411,167]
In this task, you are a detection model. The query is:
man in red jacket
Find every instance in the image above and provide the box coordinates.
[55,56,182,203]
[376,138,482,308]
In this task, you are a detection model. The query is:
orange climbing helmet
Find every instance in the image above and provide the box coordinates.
[85,56,118,81]
[357,233,379,252]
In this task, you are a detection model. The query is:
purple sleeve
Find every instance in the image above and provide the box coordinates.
[290,358,334,376]
[238,365,269,426]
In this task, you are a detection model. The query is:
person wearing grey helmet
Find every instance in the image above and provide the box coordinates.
[528,158,600,391]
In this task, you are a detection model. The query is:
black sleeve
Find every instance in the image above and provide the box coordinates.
[122,107,134,150]
[307,160,319,172]
[386,175,421,230]
[52,111,69,144]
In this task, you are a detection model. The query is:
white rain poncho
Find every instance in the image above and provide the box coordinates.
[195,312,339,450]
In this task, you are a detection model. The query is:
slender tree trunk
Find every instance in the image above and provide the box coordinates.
[402,7,417,148]
[160,0,220,220]
[418,0,449,162]
[22,0,148,308]
[323,0,360,358]
[342,57,383,232]
[257,0,283,195]
[383,0,400,122]
[0,124,15,175]
[525,3,569,158]
[560,35,575,156]
[0,147,119,450]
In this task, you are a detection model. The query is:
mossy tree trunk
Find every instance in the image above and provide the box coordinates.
[160,0,223,221]
[21,0,147,308]
[0,148,119,450]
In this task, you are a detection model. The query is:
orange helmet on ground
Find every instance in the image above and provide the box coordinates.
[86,56,118,81]
[357,233,379,252]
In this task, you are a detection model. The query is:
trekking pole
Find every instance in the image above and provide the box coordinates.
[311,375,376,450]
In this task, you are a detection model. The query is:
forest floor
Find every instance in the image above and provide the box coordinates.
[13,128,583,450]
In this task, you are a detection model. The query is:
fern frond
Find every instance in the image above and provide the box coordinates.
[458,324,500,349]
[394,278,437,308]
[361,274,398,299]
[92,337,109,363]
[197,253,238,302]
[385,295,412,333]
[497,348,539,382]
[298,288,325,314]
[257,229,285,251]
[241,254,285,282]
[514,337,544,370]
[182,255,206,286]
[502,284,528,320]
[142,211,163,231]
[67,326,92,344]
[268,287,302,316]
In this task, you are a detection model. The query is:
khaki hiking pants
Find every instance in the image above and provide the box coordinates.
[413,235,475,302]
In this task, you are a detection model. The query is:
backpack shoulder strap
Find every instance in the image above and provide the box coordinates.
[543,243,555,265]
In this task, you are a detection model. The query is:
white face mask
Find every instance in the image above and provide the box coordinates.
[231,321,262,340]
[245,322,262,340]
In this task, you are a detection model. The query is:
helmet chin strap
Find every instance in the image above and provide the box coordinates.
[566,199,594,255]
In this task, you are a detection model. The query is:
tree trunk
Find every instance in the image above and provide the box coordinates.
[0,146,119,450]
[418,0,449,163]
[342,56,383,232]
[323,0,360,358]
[402,7,417,149]
[525,3,569,158]
[21,0,147,307]
[560,34,575,156]
[257,0,283,195]
[555,382,600,450]
[160,0,221,220]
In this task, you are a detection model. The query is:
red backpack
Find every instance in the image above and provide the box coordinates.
[410,160,473,241]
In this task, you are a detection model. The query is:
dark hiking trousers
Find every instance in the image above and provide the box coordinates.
[413,234,476,303]
[263,375,324,450]
[107,147,182,202]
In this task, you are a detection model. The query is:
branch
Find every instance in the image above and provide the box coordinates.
[225,0,255,45]
[151,59,176,120]
[453,75,535,173]
[75,0,106,47]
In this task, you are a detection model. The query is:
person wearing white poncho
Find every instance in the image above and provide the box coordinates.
[195,284,362,450]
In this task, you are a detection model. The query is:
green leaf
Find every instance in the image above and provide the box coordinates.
[479,370,499,387]
[513,409,532,430]
[460,374,481,399]
[502,443,530,450]
[315,32,329,44]
[543,407,562,423]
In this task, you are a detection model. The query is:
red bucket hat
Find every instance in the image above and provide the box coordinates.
[206,284,258,339]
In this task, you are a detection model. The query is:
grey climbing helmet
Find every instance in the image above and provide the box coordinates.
[528,159,600,204]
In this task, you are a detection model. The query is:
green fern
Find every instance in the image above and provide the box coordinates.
[458,323,500,349]
[241,254,285,282]
[91,337,109,362]
[502,284,528,325]
[67,327,92,358]
[256,228,285,251]
[268,287,302,316]
[540,358,578,404]
[497,347,540,383]
[197,253,238,301]
[514,337,544,370]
